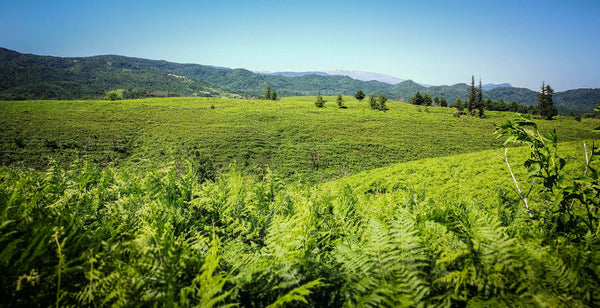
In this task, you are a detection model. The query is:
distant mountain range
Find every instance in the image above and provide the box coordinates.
[260,70,404,84]
[264,70,515,90]
[482,83,512,91]
[1,47,599,114]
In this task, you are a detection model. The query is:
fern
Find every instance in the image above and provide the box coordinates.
[335,213,429,307]
[266,279,324,308]
[433,203,533,306]
[184,234,236,308]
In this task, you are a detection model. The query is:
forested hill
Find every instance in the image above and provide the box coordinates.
[1,48,599,113]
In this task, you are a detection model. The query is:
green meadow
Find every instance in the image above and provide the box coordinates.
[1,97,598,182]
[1,97,600,306]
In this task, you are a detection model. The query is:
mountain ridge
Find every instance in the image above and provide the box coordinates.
[1,47,599,113]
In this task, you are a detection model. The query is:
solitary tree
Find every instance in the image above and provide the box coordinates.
[315,91,325,108]
[336,94,345,108]
[537,82,557,120]
[263,86,271,100]
[354,90,366,102]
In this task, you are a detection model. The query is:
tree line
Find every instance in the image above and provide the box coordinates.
[403,76,559,119]
[288,77,561,120]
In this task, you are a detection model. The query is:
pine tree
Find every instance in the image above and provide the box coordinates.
[410,92,424,105]
[467,75,477,116]
[263,86,271,100]
[423,93,432,106]
[476,79,484,117]
[368,94,377,109]
[453,97,463,109]
[354,90,366,102]
[377,94,388,110]
[271,90,277,101]
[315,91,325,108]
[440,97,448,107]
[336,94,344,108]
[537,82,557,120]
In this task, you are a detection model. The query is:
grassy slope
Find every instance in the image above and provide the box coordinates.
[1,96,598,183]
[328,141,596,210]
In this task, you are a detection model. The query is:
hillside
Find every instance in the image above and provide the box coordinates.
[2,96,598,183]
[1,48,599,113]
[0,48,233,99]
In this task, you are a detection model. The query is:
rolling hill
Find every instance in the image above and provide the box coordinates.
[1,47,599,113]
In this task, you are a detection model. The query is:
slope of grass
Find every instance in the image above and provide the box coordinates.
[2,97,598,183]
[329,141,595,213]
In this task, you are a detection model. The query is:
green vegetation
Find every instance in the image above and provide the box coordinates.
[368,94,388,111]
[314,92,325,108]
[2,129,599,306]
[2,48,600,113]
[336,93,345,108]
[1,95,600,306]
[409,91,425,105]
[2,97,599,184]
[353,90,365,102]
[537,82,558,120]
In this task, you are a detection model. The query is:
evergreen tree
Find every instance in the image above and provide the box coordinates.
[476,79,484,117]
[354,90,366,102]
[423,93,432,106]
[336,94,344,108]
[440,97,448,107]
[452,97,463,109]
[368,94,377,110]
[467,75,477,115]
[537,82,557,120]
[315,91,325,108]
[483,98,493,110]
[271,90,277,101]
[377,94,388,110]
[263,86,271,100]
[410,91,424,105]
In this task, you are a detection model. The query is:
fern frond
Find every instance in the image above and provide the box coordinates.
[266,279,324,308]
[335,213,429,307]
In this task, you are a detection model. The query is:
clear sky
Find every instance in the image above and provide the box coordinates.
[1,0,599,91]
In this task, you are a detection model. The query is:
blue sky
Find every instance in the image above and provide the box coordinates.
[1,0,599,91]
